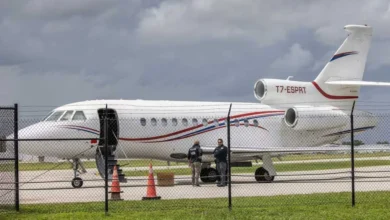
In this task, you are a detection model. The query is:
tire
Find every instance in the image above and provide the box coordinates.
[255,167,274,182]
[200,168,209,182]
[207,168,218,183]
[71,177,83,188]
[200,168,218,183]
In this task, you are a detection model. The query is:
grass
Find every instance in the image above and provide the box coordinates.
[123,159,390,176]
[1,191,390,219]
[279,152,390,161]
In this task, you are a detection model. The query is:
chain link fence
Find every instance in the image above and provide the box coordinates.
[0,106,17,212]
[1,102,390,213]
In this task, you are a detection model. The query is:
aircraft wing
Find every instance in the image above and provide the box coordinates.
[200,144,390,155]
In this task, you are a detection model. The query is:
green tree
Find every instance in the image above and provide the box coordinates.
[342,140,365,146]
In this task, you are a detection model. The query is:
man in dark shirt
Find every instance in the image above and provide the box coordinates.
[187,140,202,186]
[213,138,227,187]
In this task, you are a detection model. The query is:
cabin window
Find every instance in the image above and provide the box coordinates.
[234,119,240,127]
[60,111,74,121]
[140,118,146,126]
[72,111,86,121]
[244,119,249,127]
[182,118,188,126]
[162,118,167,127]
[214,119,219,127]
[192,118,198,126]
[151,118,157,126]
[253,119,259,127]
[172,118,178,126]
[46,111,65,121]
[202,119,208,126]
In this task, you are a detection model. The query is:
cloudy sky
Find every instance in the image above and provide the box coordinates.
[1,0,390,115]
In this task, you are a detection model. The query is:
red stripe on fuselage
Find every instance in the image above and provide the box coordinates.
[312,81,358,99]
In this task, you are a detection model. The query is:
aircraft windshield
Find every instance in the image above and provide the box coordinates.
[45,111,64,121]
[42,111,54,121]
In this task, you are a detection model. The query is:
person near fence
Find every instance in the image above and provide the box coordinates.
[187,140,203,186]
[213,138,228,187]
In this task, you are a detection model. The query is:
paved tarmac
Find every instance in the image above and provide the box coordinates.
[12,158,390,204]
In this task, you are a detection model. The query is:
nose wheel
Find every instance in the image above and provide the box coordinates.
[70,158,86,188]
[71,177,83,188]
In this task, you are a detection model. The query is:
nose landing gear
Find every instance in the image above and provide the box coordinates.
[70,158,86,188]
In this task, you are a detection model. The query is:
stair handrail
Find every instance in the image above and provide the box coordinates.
[112,131,129,159]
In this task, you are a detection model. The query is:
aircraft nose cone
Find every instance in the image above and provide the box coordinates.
[8,122,52,156]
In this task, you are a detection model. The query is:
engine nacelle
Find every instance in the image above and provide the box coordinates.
[254,79,310,105]
[284,106,349,130]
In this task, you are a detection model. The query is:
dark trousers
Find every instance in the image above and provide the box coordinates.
[216,161,227,185]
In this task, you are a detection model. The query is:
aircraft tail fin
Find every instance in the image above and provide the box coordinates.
[314,25,372,85]
[311,25,373,109]
[315,25,373,85]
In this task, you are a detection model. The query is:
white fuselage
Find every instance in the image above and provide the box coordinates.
[14,100,376,163]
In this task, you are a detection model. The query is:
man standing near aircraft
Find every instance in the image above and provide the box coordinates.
[188,140,202,186]
[213,138,228,187]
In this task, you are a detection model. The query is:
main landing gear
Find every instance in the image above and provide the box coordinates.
[255,167,275,182]
[71,158,87,188]
[200,167,218,183]
[254,154,276,182]
[199,153,277,183]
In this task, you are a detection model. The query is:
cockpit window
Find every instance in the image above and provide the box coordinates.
[60,111,74,121]
[72,111,86,121]
[42,111,54,121]
[45,111,65,121]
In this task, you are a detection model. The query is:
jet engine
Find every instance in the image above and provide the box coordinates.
[253,79,310,105]
[283,106,349,130]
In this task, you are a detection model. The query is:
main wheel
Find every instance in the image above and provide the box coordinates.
[200,168,218,183]
[255,167,274,182]
[72,177,83,188]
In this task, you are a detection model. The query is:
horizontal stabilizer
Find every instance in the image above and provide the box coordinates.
[325,80,390,87]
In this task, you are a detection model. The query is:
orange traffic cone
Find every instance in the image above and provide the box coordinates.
[142,163,161,200]
[109,165,123,201]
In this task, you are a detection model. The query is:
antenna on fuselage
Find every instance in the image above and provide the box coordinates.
[286,76,294,80]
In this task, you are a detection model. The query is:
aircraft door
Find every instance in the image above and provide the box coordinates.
[97,108,119,150]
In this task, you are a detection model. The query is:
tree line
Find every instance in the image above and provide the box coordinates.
[341,140,389,145]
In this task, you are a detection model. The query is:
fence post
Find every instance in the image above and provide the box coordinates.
[227,103,232,211]
[350,101,356,207]
[14,103,19,211]
[104,104,109,214]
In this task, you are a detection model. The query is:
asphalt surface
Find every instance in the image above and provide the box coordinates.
[12,158,390,204]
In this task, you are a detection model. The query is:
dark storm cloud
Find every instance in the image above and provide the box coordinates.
[1,0,390,110]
